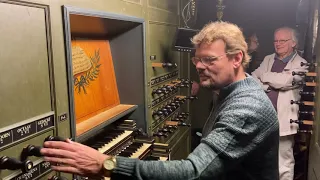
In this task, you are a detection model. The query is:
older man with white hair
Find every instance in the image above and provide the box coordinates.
[252,27,308,180]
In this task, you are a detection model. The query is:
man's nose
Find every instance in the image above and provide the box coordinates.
[195,61,206,70]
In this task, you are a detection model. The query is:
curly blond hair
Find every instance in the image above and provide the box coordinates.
[191,21,250,68]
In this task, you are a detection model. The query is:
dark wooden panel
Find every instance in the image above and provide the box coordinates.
[170,128,191,160]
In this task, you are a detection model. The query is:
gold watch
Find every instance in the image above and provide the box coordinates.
[102,156,117,177]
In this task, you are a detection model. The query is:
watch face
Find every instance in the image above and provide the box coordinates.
[103,160,115,170]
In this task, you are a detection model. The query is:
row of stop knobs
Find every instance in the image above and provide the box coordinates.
[152,97,197,117]
[290,67,315,131]
[0,135,65,173]
[152,80,193,96]
[152,84,183,96]
[172,112,189,122]
[169,112,191,127]
[153,113,190,137]
[153,125,178,137]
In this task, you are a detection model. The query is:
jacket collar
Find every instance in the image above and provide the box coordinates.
[275,51,297,63]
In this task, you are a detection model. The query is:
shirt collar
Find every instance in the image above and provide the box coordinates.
[275,51,297,63]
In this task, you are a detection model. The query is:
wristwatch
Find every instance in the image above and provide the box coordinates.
[102,156,117,177]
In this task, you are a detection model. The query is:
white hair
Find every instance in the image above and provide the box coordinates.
[275,27,299,45]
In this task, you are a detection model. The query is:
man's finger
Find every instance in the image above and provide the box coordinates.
[43,141,76,151]
[41,148,76,158]
[64,139,85,148]
[66,139,73,144]
[44,156,76,165]
[50,165,83,175]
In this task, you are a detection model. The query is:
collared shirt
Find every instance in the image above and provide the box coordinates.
[267,51,297,110]
[274,51,297,63]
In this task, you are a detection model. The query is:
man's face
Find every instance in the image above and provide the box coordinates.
[248,34,259,52]
[194,40,235,90]
[274,30,296,56]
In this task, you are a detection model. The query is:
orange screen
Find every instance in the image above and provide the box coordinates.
[71,39,120,124]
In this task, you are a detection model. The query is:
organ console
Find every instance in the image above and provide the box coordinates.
[291,59,316,180]
[0,2,192,180]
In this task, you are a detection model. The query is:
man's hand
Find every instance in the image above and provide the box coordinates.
[40,139,109,176]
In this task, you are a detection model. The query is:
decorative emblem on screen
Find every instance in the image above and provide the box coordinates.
[72,46,101,94]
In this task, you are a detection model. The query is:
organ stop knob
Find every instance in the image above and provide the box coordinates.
[0,156,33,172]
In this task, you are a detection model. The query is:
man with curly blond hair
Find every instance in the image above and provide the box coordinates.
[41,21,279,180]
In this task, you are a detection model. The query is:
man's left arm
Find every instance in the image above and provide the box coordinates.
[260,60,308,90]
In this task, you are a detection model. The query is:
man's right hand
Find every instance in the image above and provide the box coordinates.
[41,139,109,177]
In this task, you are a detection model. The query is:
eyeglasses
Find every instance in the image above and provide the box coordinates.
[191,53,228,67]
[273,39,291,44]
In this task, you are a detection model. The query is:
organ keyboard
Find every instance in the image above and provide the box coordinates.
[87,129,155,159]
[87,121,168,156]
[95,130,133,154]
[76,120,169,180]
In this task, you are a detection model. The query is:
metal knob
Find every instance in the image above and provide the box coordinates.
[21,145,42,161]
[49,175,68,180]
[292,71,306,76]
[178,122,191,127]
[152,89,163,95]
[290,100,303,105]
[44,135,66,142]
[0,156,33,172]
[153,110,163,116]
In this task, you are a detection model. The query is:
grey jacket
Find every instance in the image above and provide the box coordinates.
[113,76,279,180]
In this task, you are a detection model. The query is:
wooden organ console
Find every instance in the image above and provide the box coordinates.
[62,5,193,180]
[291,62,317,180]
[0,1,192,179]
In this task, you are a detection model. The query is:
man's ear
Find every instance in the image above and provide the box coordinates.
[292,41,297,48]
[233,51,243,68]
